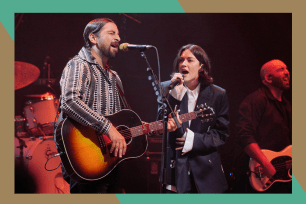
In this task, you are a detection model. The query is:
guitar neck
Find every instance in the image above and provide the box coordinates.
[128,111,198,137]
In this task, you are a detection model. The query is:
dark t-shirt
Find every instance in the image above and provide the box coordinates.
[234,86,292,174]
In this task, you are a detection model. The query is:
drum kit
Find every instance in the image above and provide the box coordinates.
[14,61,70,194]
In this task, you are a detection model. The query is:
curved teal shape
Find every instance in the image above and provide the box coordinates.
[0,0,184,40]
[116,176,305,204]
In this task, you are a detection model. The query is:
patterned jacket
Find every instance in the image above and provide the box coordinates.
[59,47,125,134]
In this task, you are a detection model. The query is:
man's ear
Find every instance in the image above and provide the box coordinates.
[89,33,97,44]
[265,74,273,83]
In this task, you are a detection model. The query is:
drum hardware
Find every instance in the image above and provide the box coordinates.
[15,137,27,157]
[14,116,28,138]
[35,78,56,86]
[25,155,32,160]
[26,92,56,101]
[44,152,62,172]
[14,136,69,193]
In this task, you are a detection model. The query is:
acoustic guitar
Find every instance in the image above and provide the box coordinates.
[55,105,214,182]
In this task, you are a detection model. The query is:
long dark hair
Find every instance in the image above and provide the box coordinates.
[83,18,115,49]
[173,44,213,86]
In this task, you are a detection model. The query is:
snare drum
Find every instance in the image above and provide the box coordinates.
[24,98,59,136]
[14,137,70,193]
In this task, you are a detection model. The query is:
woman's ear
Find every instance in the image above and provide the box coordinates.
[199,64,204,72]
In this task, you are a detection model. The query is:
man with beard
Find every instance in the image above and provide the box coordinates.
[234,59,292,193]
[56,18,178,194]
[55,18,128,193]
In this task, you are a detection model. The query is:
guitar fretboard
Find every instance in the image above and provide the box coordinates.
[128,111,199,137]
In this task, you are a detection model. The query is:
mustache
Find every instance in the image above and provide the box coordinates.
[111,42,119,47]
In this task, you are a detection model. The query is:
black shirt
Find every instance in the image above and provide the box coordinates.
[234,86,292,174]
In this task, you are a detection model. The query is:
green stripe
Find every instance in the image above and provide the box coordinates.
[0,0,184,40]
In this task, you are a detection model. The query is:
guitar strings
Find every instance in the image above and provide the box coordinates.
[254,161,292,175]
[273,161,292,171]
[115,120,164,139]
[103,109,211,141]
[113,111,201,139]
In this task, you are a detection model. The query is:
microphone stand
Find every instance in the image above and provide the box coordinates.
[139,51,180,193]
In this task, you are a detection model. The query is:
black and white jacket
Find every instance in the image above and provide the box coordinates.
[59,47,125,134]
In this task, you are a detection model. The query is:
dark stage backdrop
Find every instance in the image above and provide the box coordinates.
[14,13,292,193]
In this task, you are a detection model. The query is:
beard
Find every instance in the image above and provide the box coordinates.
[271,75,290,91]
[100,46,117,59]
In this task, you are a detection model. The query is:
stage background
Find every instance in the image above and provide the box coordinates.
[1,0,305,204]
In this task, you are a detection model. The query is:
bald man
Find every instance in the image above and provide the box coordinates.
[234,59,292,193]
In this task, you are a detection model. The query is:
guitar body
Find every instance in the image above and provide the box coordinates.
[249,145,292,192]
[55,109,147,183]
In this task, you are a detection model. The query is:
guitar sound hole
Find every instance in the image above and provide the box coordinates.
[117,125,132,145]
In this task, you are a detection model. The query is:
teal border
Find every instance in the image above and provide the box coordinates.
[0,0,184,40]
[3,0,305,204]
[116,176,305,204]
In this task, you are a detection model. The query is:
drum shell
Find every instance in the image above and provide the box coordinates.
[24,99,59,136]
[14,137,70,193]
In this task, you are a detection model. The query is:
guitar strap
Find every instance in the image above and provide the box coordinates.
[115,75,131,109]
[105,66,130,109]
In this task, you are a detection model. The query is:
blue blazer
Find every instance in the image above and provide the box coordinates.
[158,81,230,193]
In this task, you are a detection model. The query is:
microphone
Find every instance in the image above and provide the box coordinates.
[119,43,153,52]
[168,78,181,90]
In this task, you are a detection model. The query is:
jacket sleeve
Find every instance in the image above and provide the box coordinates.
[60,59,111,134]
[192,90,230,154]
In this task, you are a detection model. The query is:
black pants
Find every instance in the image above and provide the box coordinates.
[164,170,198,194]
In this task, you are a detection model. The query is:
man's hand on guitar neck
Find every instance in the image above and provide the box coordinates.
[107,125,127,158]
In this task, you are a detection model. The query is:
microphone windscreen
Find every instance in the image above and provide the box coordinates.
[119,43,129,52]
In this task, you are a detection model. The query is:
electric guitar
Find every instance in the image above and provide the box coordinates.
[249,145,292,192]
[55,104,214,183]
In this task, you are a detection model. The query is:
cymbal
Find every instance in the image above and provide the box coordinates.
[15,61,40,90]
